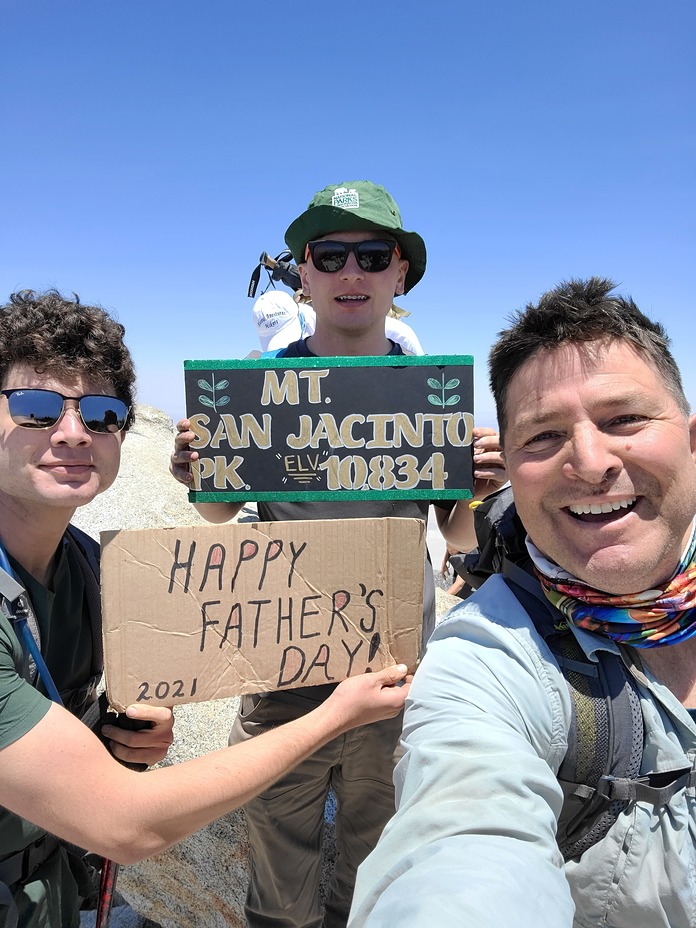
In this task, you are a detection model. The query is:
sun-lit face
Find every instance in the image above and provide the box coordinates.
[298,230,408,346]
[0,363,125,518]
[502,339,696,594]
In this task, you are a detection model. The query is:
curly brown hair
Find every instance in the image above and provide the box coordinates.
[0,289,136,428]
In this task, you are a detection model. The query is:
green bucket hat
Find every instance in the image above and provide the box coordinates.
[284,181,427,293]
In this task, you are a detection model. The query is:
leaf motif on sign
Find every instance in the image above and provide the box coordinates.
[199,395,215,408]
[198,379,213,391]
[216,380,229,390]
[426,372,461,409]
[216,395,230,407]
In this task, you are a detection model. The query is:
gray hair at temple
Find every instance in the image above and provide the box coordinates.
[489,276,689,441]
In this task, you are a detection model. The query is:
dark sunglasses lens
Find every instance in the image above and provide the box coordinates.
[79,396,129,433]
[356,241,394,272]
[311,242,349,272]
[7,390,64,428]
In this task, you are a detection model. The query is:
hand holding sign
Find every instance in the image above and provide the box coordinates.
[101,518,424,710]
[321,664,412,732]
[183,355,474,502]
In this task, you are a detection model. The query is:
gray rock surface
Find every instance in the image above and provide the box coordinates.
[73,404,462,927]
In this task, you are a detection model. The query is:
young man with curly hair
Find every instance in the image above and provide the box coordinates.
[0,290,410,928]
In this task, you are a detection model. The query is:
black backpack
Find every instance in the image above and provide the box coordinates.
[458,486,694,860]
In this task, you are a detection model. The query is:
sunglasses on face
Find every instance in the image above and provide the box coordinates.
[306,239,399,273]
[1,389,130,434]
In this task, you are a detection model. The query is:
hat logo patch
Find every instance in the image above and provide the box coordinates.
[331,187,360,210]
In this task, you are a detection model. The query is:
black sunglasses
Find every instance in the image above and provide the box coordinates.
[307,239,399,273]
[1,389,130,434]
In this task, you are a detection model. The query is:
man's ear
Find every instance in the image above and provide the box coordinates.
[394,259,409,297]
[690,413,696,462]
[298,262,310,297]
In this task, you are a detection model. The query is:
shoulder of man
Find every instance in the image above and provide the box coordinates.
[65,525,100,575]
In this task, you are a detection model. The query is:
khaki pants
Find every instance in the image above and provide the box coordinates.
[230,693,403,928]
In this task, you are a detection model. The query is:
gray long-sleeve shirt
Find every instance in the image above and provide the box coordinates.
[350,574,696,928]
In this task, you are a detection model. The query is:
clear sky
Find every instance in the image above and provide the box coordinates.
[2,0,693,426]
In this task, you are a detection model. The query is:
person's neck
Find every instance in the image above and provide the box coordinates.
[0,493,73,586]
[306,327,393,357]
[639,638,696,708]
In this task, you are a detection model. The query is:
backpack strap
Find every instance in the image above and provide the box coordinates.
[1,528,103,717]
[460,487,532,590]
[0,565,41,684]
[503,572,645,860]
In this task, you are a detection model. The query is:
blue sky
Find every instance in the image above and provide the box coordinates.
[2,0,693,426]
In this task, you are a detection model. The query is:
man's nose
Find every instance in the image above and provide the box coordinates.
[340,251,365,278]
[51,403,91,445]
[562,424,622,484]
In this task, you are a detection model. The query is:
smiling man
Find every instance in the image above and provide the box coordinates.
[0,289,174,926]
[350,278,696,928]
[171,181,505,928]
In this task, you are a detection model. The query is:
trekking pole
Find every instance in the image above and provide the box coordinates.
[0,548,121,927]
[95,860,119,927]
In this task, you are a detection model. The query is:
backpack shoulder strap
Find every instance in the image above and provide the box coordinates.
[461,487,532,589]
[503,573,645,860]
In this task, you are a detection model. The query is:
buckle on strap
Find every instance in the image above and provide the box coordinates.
[598,766,695,804]
[0,835,60,889]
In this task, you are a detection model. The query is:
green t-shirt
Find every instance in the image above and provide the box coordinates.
[0,537,95,928]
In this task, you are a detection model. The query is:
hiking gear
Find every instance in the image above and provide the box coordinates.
[306,239,399,274]
[0,526,104,712]
[247,250,303,299]
[284,181,426,293]
[252,291,309,352]
[505,564,696,860]
[458,485,696,860]
[460,484,531,589]
[0,551,63,703]
[96,859,119,928]
[502,565,644,860]
[536,522,696,648]
[1,389,129,434]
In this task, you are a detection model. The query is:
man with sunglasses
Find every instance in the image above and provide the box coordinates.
[0,289,413,928]
[171,181,504,928]
[0,289,174,926]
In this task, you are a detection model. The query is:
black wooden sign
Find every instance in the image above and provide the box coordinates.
[184,355,474,501]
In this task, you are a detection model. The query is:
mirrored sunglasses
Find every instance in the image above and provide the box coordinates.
[307,239,399,273]
[1,389,130,434]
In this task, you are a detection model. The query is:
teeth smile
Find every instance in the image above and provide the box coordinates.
[337,295,367,302]
[568,497,637,515]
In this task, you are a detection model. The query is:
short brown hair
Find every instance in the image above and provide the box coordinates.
[489,277,689,441]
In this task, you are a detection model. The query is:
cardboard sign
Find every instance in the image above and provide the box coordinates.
[101,518,425,711]
[184,355,474,502]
